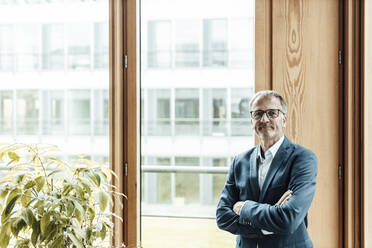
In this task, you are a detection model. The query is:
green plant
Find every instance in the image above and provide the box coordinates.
[0,143,124,248]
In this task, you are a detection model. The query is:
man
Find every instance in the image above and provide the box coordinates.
[216,90,317,248]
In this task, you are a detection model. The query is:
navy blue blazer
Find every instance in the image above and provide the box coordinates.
[216,137,318,248]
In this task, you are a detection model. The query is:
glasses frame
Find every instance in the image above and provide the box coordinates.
[249,108,285,120]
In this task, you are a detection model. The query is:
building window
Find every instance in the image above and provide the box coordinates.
[93,89,109,136]
[175,20,200,67]
[41,90,64,135]
[231,88,253,136]
[175,157,200,204]
[67,23,91,70]
[42,23,64,70]
[15,24,40,71]
[147,20,171,68]
[0,91,13,134]
[16,90,40,135]
[0,25,14,71]
[147,89,171,136]
[68,90,91,135]
[175,89,199,135]
[203,19,227,67]
[143,157,172,205]
[203,88,227,136]
[94,22,108,69]
[230,18,254,68]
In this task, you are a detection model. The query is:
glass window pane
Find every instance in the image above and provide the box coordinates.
[67,23,91,70]
[175,88,199,135]
[16,90,39,135]
[147,89,171,136]
[175,20,200,67]
[203,19,227,67]
[141,0,254,247]
[231,88,253,136]
[94,22,108,69]
[42,24,64,70]
[68,90,91,135]
[0,25,14,71]
[41,90,64,135]
[0,91,13,134]
[15,24,40,71]
[230,18,254,68]
[93,89,108,136]
[0,2,109,245]
[175,157,199,204]
[147,21,171,68]
[203,88,227,136]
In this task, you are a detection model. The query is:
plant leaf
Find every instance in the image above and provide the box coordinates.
[31,220,40,246]
[24,180,36,190]
[98,191,108,212]
[21,190,31,207]
[3,194,20,217]
[0,222,11,248]
[100,224,106,240]
[67,232,83,248]
[11,217,27,237]
[35,176,45,192]
[40,211,50,235]
[50,235,64,248]
[21,208,35,227]
[7,151,20,161]
[67,201,74,217]
[72,200,85,218]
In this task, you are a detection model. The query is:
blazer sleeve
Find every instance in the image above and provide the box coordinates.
[239,149,318,235]
[216,157,263,238]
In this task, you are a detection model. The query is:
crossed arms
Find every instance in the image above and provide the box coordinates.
[216,150,317,237]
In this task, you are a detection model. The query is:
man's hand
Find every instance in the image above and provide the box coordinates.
[275,190,293,206]
[233,201,245,215]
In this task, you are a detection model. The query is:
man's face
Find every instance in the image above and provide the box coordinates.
[250,96,286,142]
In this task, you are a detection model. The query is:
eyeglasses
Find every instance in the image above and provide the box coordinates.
[250,109,284,120]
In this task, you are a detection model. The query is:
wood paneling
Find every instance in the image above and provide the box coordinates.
[255,0,272,91]
[270,0,341,246]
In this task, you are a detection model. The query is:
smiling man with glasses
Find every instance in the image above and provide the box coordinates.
[216,90,318,248]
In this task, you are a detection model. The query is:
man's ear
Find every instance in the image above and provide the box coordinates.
[282,115,287,128]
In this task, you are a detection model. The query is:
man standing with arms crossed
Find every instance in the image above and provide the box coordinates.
[216,90,317,248]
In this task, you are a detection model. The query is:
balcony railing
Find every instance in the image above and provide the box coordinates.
[143,118,252,136]
[142,165,229,174]
[145,49,253,69]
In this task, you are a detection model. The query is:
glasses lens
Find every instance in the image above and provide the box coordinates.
[252,111,263,120]
[267,109,279,118]
[251,109,280,120]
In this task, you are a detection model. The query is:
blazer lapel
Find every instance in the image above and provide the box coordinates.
[258,137,292,203]
[249,145,260,201]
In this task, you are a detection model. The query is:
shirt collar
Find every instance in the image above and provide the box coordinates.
[257,135,285,162]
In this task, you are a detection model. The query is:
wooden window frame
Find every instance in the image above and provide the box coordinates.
[111,0,369,247]
[109,0,138,247]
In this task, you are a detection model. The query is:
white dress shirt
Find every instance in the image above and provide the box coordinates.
[244,135,285,240]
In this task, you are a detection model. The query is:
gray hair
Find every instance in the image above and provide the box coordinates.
[249,90,287,114]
